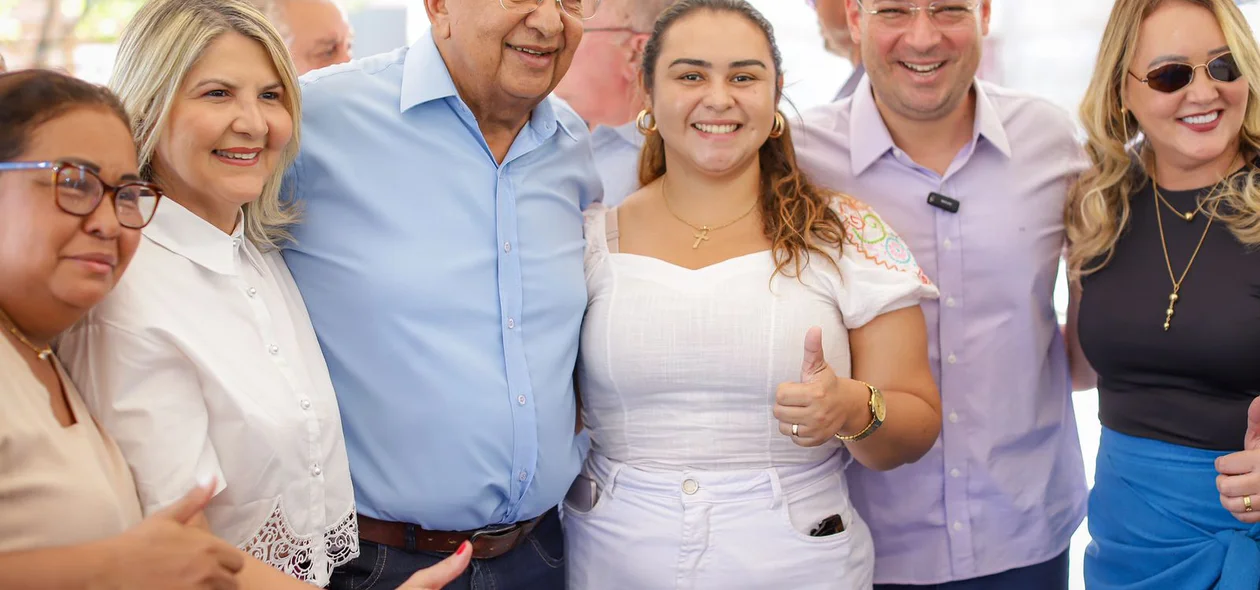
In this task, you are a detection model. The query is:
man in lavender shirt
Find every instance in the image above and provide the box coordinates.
[795,1,1089,589]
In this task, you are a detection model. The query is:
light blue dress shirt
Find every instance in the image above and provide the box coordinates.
[590,120,643,207]
[281,32,601,530]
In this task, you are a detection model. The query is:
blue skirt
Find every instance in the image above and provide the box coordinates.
[1085,427,1260,590]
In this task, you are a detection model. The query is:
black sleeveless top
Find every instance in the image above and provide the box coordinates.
[1078,168,1260,451]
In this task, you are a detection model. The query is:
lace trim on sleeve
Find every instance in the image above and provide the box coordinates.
[835,195,932,285]
[242,498,359,586]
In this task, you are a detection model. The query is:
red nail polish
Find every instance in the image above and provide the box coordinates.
[456,541,469,556]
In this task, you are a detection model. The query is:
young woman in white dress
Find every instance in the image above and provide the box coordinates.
[57,1,468,588]
[564,1,943,588]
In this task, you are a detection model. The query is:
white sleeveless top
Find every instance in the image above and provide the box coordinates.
[578,195,938,471]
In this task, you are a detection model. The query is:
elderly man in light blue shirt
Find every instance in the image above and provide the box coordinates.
[281,1,601,588]
[553,0,671,206]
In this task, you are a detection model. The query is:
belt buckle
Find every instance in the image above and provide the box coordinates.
[468,523,520,544]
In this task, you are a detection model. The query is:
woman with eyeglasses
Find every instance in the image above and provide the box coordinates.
[0,67,260,589]
[1066,0,1260,588]
[55,1,467,589]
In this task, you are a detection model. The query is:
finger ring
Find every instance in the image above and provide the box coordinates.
[1245,495,1253,513]
[791,424,800,437]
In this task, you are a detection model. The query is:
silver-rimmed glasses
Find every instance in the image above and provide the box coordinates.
[855,0,980,30]
[500,0,602,21]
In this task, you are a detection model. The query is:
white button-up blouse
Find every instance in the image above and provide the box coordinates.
[58,199,357,587]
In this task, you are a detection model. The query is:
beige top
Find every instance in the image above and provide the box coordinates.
[0,338,143,551]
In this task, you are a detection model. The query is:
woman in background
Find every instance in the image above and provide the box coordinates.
[1067,0,1260,587]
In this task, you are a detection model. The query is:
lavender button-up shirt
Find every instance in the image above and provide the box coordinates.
[795,78,1089,585]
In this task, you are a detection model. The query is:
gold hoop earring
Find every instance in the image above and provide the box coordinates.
[1120,107,1132,144]
[769,112,785,139]
[636,109,657,135]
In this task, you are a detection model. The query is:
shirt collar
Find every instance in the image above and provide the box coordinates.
[848,77,1012,176]
[144,198,245,276]
[592,120,645,150]
[399,31,578,142]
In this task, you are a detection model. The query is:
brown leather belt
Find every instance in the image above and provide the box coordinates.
[356,510,550,560]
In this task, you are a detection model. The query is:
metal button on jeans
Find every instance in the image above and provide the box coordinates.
[682,479,699,495]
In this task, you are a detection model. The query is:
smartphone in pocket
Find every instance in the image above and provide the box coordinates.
[565,473,600,512]
[809,514,846,537]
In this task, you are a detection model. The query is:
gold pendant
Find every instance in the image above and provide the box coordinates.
[1163,292,1179,331]
[1184,212,1195,222]
[691,226,711,249]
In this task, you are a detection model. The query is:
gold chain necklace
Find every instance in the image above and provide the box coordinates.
[661,180,758,249]
[1153,153,1241,222]
[0,306,52,360]
[1153,182,1215,331]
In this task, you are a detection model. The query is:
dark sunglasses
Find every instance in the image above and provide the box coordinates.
[1129,52,1243,93]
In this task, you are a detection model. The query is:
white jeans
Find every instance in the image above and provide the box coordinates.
[563,453,874,590]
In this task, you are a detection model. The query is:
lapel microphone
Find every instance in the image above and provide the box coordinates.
[927,192,960,213]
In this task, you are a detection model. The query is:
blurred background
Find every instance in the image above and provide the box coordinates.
[5,1,1260,588]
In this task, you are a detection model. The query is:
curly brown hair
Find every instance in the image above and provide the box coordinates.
[637,0,846,278]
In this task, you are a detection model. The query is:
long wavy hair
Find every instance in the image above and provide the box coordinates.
[110,0,301,250]
[1067,0,1260,279]
[637,0,845,279]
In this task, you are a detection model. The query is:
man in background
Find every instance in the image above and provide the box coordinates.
[554,0,672,206]
[251,0,353,75]
[809,0,864,100]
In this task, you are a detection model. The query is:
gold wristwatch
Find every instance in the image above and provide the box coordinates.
[835,381,886,442]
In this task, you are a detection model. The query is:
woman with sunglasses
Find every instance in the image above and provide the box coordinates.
[0,68,258,589]
[1066,0,1260,588]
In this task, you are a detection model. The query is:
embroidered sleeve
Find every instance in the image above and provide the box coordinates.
[829,195,939,329]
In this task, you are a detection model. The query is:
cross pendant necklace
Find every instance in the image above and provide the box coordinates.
[691,227,711,249]
[661,180,757,250]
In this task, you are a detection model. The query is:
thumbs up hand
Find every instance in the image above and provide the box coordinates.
[96,478,246,589]
[1215,396,1260,523]
[774,327,871,448]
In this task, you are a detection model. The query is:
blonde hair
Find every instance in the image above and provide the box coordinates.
[110,0,301,250]
[1067,0,1260,280]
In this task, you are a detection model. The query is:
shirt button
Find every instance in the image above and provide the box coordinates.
[507,318,515,329]
[310,463,322,477]
[300,399,311,410]
[504,242,512,253]
[247,287,257,298]
[682,479,699,495]
[232,238,241,248]
[950,468,961,478]
[945,297,956,308]
[517,395,526,406]
[518,471,528,482]
[948,412,959,423]
[947,353,957,364]
[269,344,280,355]
[943,238,953,250]
[952,521,964,532]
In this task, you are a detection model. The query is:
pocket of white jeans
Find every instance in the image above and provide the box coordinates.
[777,473,855,546]
[563,473,609,516]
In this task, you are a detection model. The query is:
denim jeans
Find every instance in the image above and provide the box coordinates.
[328,509,565,590]
[874,549,1069,590]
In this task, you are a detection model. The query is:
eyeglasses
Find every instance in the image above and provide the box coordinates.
[500,0,601,21]
[1129,52,1243,94]
[855,0,979,29]
[583,26,648,35]
[0,160,163,229]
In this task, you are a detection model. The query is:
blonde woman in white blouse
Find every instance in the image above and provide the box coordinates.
[57,1,469,589]
[564,2,943,589]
